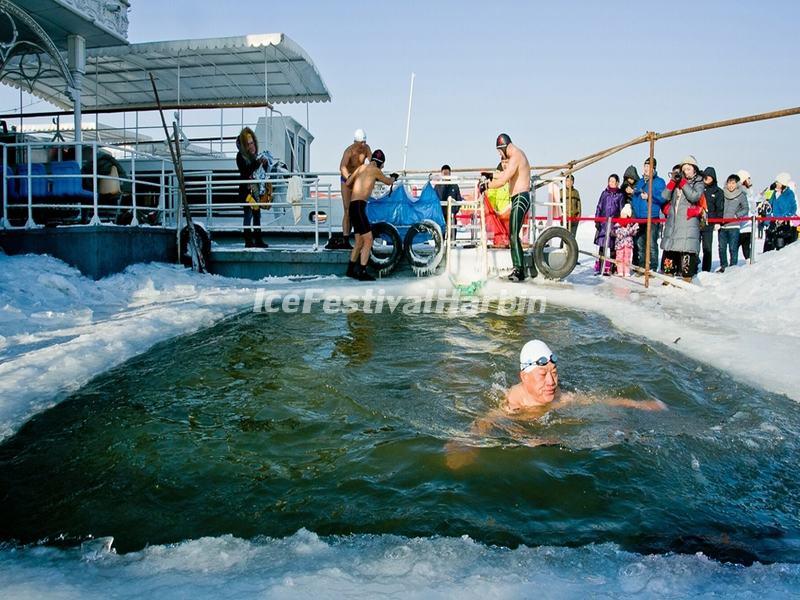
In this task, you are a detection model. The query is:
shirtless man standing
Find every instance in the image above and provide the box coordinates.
[344,149,398,281]
[330,129,372,250]
[480,133,532,282]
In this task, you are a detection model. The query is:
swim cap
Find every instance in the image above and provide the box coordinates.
[354,128,367,142]
[496,133,512,149]
[371,149,386,168]
[520,339,556,372]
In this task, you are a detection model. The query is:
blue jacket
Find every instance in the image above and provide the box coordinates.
[631,175,666,219]
[771,187,797,218]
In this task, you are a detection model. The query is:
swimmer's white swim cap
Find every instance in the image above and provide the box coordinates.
[354,128,367,142]
[520,339,555,372]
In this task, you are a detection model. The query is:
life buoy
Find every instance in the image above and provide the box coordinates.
[179,223,211,268]
[532,226,578,280]
[368,221,403,276]
[404,219,444,276]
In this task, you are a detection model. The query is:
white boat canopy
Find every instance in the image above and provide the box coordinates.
[4,33,331,112]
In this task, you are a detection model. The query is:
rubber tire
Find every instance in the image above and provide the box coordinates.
[368,221,403,276]
[532,226,578,280]
[403,219,444,274]
[179,223,211,268]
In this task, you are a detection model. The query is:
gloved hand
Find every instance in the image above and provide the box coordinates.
[678,178,688,189]
[480,171,493,181]
[478,179,489,194]
[714,224,721,231]
[666,180,677,191]
[390,173,399,181]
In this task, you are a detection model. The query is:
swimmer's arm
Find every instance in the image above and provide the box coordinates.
[604,398,668,411]
[487,154,520,189]
[377,170,396,186]
[345,165,362,188]
[469,408,508,436]
[339,148,352,179]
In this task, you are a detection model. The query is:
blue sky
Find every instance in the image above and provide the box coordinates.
[3,0,799,205]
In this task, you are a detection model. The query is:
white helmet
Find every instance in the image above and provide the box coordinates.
[775,172,792,187]
[354,128,367,143]
[736,169,751,183]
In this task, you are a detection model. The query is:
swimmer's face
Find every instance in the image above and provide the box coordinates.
[520,363,559,404]
[245,136,256,155]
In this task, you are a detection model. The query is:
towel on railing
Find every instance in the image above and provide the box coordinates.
[287,176,303,224]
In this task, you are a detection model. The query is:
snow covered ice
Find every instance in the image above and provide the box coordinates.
[2,235,800,598]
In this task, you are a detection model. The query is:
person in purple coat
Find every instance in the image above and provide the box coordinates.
[594,174,626,274]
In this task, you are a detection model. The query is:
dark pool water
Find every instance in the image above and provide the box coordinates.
[2,305,799,564]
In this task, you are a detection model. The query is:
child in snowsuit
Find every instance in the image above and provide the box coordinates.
[614,203,639,277]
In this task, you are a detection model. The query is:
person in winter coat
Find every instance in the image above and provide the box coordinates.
[764,172,798,251]
[565,174,581,238]
[736,170,758,261]
[631,157,666,271]
[594,174,626,275]
[661,155,705,281]
[236,127,268,248]
[622,165,639,205]
[614,203,639,277]
[700,166,724,272]
[718,174,749,271]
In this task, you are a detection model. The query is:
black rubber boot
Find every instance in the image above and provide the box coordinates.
[346,260,358,278]
[508,268,526,282]
[357,264,375,281]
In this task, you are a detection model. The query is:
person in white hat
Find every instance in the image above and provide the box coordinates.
[735,170,758,261]
[328,130,372,250]
[444,339,666,468]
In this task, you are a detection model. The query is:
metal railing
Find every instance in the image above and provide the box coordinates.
[0,140,177,229]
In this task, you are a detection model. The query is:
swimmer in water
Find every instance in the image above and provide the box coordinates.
[445,339,666,468]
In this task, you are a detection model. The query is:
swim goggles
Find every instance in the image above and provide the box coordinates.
[521,353,558,371]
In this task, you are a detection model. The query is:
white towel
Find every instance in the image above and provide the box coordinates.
[287,176,303,224]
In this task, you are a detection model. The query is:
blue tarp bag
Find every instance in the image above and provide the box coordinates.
[366,182,445,237]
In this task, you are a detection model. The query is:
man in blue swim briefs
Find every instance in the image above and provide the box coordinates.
[329,129,371,250]
[479,133,532,282]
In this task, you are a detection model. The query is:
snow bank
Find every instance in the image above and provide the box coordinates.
[1,530,797,599]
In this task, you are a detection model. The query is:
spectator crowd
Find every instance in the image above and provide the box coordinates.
[575,157,797,281]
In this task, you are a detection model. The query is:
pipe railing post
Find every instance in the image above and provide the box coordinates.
[89,143,100,225]
[24,144,35,229]
[312,181,319,250]
[130,150,139,226]
[750,214,757,264]
[1,144,8,229]
[205,173,212,230]
[158,161,165,226]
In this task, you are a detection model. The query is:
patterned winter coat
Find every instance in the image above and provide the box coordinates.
[661,174,705,254]
[594,187,626,246]
[614,222,639,250]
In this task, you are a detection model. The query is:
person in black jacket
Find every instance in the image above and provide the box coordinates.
[236,127,268,248]
[700,166,724,272]
[434,164,463,238]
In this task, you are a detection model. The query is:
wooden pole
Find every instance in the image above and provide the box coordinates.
[644,132,655,288]
[149,73,205,273]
